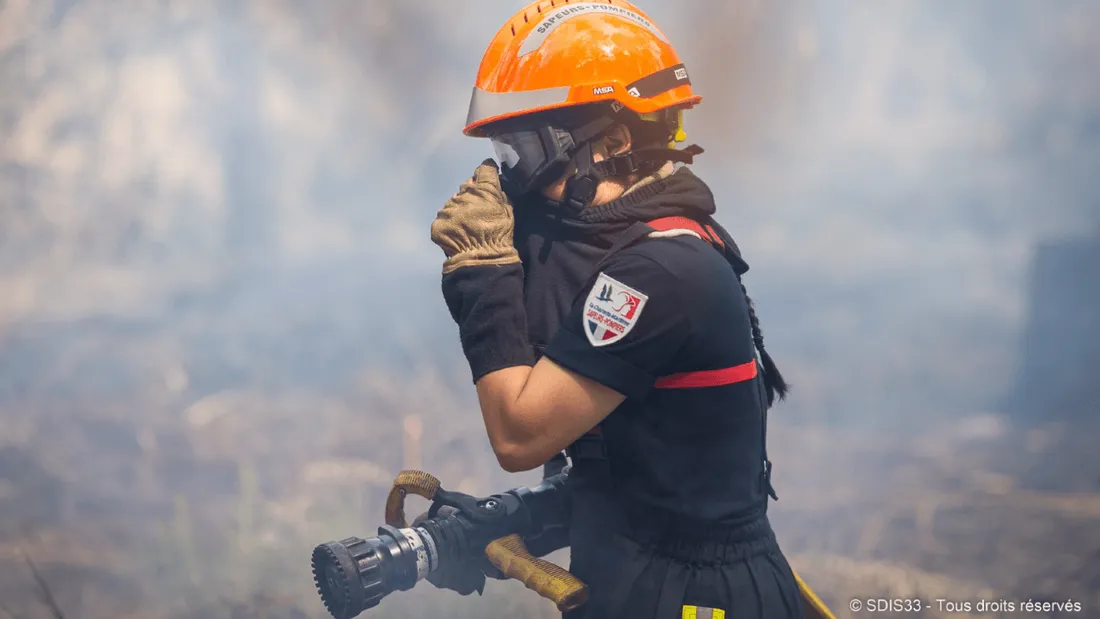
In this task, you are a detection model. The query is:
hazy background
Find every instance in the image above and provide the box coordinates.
[1,1,1097,618]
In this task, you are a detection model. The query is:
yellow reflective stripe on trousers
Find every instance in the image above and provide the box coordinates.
[682,605,726,619]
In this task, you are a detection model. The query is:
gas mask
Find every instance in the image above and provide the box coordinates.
[486,105,701,210]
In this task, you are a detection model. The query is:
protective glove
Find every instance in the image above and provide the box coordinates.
[430,160,521,274]
[412,507,505,596]
[430,161,534,382]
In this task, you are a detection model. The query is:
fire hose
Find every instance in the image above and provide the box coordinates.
[311,469,835,619]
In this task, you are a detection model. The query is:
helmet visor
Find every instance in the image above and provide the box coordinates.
[488,125,575,196]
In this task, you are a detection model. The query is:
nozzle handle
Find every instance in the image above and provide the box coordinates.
[384,470,443,527]
[484,534,588,612]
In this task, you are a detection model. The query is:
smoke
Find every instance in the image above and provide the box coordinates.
[1,0,483,322]
[3,0,1096,419]
[668,0,1100,426]
[1,0,1098,616]
[673,0,817,156]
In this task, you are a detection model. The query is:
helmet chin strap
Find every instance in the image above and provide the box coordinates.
[519,106,704,212]
[559,142,705,212]
[561,142,602,211]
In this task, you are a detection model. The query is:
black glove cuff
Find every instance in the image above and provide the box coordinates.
[442,263,535,382]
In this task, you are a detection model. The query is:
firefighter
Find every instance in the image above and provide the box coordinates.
[427,2,803,617]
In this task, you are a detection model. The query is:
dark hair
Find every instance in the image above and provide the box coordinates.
[740,281,789,407]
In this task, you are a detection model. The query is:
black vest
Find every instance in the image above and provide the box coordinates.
[517,169,775,525]
[515,168,747,356]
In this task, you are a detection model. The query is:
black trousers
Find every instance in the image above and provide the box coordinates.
[562,468,802,619]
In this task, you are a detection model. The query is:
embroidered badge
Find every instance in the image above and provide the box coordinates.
[582,272,648,347]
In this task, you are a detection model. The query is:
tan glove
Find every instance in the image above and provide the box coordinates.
[430,160,521,274]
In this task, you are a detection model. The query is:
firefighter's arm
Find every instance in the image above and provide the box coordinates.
[430,160,613,472]
[430,162,689,472]
[473,250,696,472]
[475,359,625,472]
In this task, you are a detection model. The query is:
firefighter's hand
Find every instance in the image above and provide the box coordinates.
[413,507,503,596]
[430,160,520,274]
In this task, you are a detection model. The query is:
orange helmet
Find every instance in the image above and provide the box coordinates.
[464,0,704,208]
[464,0,702,138]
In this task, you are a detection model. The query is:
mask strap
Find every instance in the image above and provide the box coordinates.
[561,141,603,212]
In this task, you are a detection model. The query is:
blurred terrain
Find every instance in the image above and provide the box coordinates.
[1,0,1098,618]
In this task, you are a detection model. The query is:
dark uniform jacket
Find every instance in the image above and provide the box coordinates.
[512,168,803,619]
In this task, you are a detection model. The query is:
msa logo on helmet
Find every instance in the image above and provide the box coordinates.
[592,85,614,95]
[627,87,641,97]
[674,67,688,80]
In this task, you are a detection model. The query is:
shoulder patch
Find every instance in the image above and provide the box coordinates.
[582,272,649,347]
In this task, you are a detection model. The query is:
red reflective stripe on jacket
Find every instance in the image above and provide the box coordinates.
[645,216,725,248]
[654,359,758,389]
[647,217,746,389]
